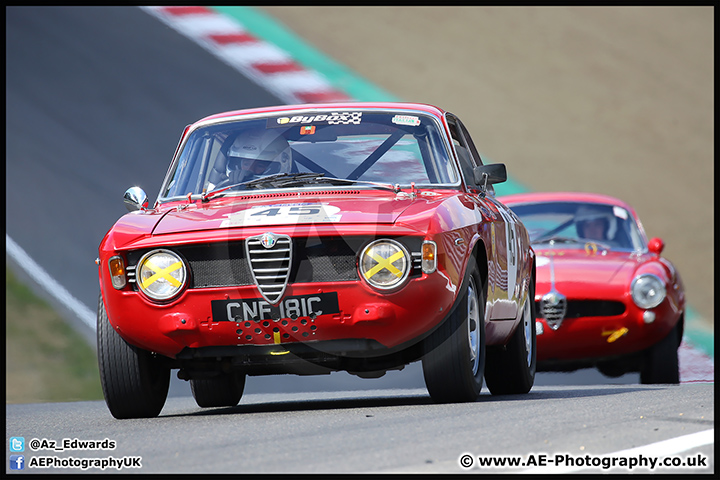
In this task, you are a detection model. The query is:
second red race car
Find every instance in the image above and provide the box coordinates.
[499,191,685,384]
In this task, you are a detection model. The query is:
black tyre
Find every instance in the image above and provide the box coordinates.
[97,294,170,419]
[597,362,630,378]
[422,260,485,403]
[485,277,536,394]
[640,321,680,384]
[190,372,246,408]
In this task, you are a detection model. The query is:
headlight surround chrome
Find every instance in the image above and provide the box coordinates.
[359,239,411,290]
[136,249,187,301]
[631,273,666,309]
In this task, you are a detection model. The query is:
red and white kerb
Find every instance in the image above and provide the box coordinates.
[141,6,353,104]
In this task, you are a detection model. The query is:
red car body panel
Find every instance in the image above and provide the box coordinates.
[499,191,685,369]
[99,189,528,358]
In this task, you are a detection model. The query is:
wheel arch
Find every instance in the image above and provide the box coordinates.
[469,236,489,303]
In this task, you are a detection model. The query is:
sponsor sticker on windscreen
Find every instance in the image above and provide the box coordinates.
[391,115,421,126]
[268,112,363,127]
[613,206,628,220]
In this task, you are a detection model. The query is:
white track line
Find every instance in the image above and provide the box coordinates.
[521,428,714,473]
[6,234,96,331]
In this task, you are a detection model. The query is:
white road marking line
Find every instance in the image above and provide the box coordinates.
[218,42,291,65]
[6,234,96,331]
[171,15,243,36]
[521,428,714,473]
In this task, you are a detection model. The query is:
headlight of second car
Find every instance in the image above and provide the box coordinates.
[631,273,666,309]
[359,239,410,290]
[137,249,187,301]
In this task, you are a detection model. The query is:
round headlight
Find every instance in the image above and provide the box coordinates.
[359,239,410,290]
[631,274,666,309]
[137,249,187,301]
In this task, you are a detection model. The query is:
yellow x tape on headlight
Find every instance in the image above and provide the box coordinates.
[141,259,183,289]
[365,251,405,279]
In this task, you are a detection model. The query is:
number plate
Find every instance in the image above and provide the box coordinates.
[211,293,340,323]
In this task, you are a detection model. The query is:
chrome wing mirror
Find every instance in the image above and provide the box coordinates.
[123,186,149,212]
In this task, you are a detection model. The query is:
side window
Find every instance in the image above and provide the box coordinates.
[457,120,484,167]
[447,114,480,191]
[448,114,495,195]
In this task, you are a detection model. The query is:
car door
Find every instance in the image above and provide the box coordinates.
[446,114,520,321]
[484,194,522,320]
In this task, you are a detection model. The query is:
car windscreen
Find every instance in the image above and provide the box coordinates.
[508,201,646,252]
[159,111,458,201]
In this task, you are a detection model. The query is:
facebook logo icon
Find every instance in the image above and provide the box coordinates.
[10,455,25,470]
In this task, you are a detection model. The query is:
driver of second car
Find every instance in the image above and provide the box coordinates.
[575,204,617,242]
[225,129,293,184]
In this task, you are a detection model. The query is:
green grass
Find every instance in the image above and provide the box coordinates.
[5,267,104,404]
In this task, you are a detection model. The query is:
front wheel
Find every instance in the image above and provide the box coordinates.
[422,260,485,403]
[485,277,536,394]
[640,321,680,384]
[191,372,246,408]
[97,294,170,419]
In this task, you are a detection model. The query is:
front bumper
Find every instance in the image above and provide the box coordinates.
[102,274,455,359]
[535,299,682,363]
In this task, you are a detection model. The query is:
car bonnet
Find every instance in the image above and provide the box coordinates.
[152,192,421,234]
[534,248,641,286]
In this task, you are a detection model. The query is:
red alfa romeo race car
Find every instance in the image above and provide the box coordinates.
[97,102,537,419]
[498,192,685,384]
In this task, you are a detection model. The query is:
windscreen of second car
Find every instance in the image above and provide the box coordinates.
[160,111,458,201]
[508,201,646,252]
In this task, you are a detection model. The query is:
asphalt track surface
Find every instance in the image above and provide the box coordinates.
[5,7,714,474]
[5,385,715,473]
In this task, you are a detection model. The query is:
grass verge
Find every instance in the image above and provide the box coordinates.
[5,267,104,404]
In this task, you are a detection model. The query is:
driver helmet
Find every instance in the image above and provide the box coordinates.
[575,204,617,241]
[226,129,292,183]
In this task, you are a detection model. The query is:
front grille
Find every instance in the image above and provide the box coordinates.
[566,300,626,318]
[125,235,423,292]
[411,252,422,272]
[540,297,567,324]
[536,300,626,319]
[246,234,292,304]
[291,236,359,283]
[180,242,253,288]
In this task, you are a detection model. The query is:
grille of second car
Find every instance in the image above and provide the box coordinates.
[565,300,626,318]
[535,299,626,321]
[540,297,567,324]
